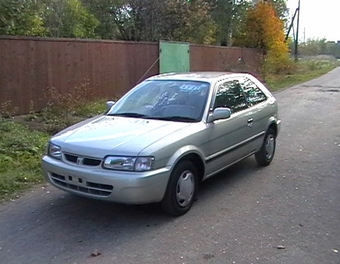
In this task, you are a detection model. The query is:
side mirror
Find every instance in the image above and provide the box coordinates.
[106,101,115,110]
[207,107,231,122]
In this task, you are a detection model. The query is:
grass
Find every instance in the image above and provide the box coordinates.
[265,55,340,91]
[0,56,339,201]
[0,119,49,201]
[0,89,108,201]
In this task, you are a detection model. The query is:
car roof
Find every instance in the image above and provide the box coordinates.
[146,72,253,83]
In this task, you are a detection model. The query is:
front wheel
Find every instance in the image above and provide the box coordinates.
[161,160,198,216]
[255,128,276,166]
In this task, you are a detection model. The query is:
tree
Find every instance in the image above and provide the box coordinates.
[250,0,288,20]
[0,0,100,38]
[40,0,99,38]
[81,0,121,39]
[0,0,46,36]
[110,0,217,44]
[204,0,286,47]
[167,0,217,44]
[208,0,251,46]
[266,0,288,22]
[113,0,166,41]
[234,1,291,74]
[298,38,328,56]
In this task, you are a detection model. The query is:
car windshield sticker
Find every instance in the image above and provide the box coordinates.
[179,83,208,94]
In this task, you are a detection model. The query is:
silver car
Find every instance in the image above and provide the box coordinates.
[42,72,281,216]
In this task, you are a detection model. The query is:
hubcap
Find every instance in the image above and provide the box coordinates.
[176,170,195,207]
[265,134,275,160]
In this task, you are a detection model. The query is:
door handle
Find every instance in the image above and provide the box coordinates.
[247,118,253,127]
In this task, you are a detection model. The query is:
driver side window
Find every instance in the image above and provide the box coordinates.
[214,80,248,113]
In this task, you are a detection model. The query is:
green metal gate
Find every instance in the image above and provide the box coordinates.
[159,41,190,74]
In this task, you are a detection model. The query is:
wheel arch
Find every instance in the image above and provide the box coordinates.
[268,122,277,137]
[267,115,279,137]
[168,148,205,184]
[161,151,204,216]
[179,153,205,183]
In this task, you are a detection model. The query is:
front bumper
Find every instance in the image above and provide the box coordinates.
[42,156,170,205]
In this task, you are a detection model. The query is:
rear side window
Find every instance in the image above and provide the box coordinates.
[241,78,267,105]
[214,80,248,113]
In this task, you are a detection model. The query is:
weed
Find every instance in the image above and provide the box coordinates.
[0,78,111,200]
[1,101,18,118]
[25,101,39,121]
[0,118,49,200]
[0,96,107,200]
[39,79,105,134]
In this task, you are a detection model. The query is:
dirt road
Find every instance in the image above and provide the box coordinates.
[1,68,340,264]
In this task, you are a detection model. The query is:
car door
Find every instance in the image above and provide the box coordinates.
[205,78,256,177]
[239,77,269,150]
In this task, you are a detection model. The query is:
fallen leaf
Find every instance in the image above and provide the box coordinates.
[91,250,101,257]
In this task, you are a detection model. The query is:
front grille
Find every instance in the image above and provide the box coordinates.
[87,181,113,190]
[64,153,102,166]
[50,172,113,197]
[64,154,78,163]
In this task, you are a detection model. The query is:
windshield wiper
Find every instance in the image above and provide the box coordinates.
[107,113,148,118]
[147,116,197,122]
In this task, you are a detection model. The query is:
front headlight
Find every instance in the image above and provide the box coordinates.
[134,157,154,171]
[103,156,154,171]
[48,143,62,160]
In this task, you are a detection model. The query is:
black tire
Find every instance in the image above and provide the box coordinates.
[161,160,198,216]
[255,128,276,166]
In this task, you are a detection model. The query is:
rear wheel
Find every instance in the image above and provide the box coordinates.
[255,128,276,166]
[161,160,198,216]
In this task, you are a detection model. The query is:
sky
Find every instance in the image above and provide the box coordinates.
[287,0,340,42]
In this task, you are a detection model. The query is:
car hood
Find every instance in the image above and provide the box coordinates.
[52,115,194,157]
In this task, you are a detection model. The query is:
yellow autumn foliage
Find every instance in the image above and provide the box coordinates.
[234,1,293,75]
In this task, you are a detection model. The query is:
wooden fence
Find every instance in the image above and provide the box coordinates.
[0,36,262,115]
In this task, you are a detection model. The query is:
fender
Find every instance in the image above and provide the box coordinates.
[166,145,206,173]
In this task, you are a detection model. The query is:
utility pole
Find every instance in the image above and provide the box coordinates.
[294,0,301,61]
[285,7,299,41]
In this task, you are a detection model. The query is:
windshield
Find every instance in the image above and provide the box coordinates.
[107,80,210,122]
